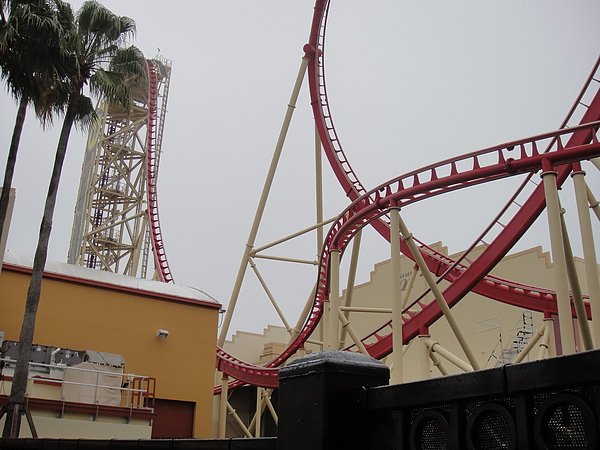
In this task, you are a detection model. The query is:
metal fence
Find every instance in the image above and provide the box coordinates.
[0,358,155,410]
[2,350,600,449]
[278,349,600,450]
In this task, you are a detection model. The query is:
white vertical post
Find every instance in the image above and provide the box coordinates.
[541,165,576,354]
[255,388,262,438]
[322,301,330,349]
[418,331,430,379]
[340,230,362,347]
[217,375,228,438]
[390,207,404,384]
[328,250,341,349]
[572,170,600,347]
[538,317,554,360]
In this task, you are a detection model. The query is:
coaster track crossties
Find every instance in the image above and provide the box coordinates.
[212,1,600,389]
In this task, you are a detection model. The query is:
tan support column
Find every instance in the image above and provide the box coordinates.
[226,403,252,438]
[514,325,546,364]
[573,169,600,346]
[322,300,330,350]
[390,208,404,384]
[217,375,228,438]
[396,212,480,370]
[248,388,276,435]
[218,57,309,346]
[418,330,431,379]
[586,184,600,222]
[129,214,148,277]
[249,389,278,431]
[430,351,449,376]
[560,211,593,350]
[315,125,325,349]
[255,388,262,438]
[538,316,554,360]
[328,250,341,349]
[340,230,362,347]
[264,390,278,425]
[338,309,370,356]
[425,338,473,372]
[541,164,576,354]
[315,126,324,255]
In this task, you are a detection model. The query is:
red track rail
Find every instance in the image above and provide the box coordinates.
[215,126,600,389]
[214,0,600,389]
[145,60,174,283]
[306,0,600,356]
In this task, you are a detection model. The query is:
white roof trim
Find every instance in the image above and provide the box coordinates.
[3,252,220,306]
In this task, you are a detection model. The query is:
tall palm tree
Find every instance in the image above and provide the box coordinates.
[0,0,69,266]
[2,0,145,437]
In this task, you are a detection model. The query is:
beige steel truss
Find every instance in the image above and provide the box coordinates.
[68,57,172,280]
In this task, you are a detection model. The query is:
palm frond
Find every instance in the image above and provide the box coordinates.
[77,0,134,54]
[73,93,94,130]
[89,69,130,109]
[110,45,145,78]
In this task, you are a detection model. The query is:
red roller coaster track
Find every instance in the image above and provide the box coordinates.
[213,0,600,390]
[145,60,174,284]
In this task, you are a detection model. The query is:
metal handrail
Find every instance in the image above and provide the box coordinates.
[0,358,154,410]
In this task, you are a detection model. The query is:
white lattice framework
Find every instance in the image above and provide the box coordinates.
[68,57,173,282]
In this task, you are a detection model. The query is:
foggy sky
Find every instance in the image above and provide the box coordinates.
[1,1,599,337]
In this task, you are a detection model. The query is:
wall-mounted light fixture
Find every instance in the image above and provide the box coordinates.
[156,329,169,339]
[218,308,226,328]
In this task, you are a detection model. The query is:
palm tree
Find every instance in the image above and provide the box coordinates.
[2,0,145,437]
[0,0,69,269]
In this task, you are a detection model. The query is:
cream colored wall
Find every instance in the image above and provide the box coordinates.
[224,244,591,384]
[339,244,591,381]
[0,268,219,438]
[0,411,152,439]
[223,325,291,364]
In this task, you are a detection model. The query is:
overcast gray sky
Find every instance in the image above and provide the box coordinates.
[1,1,599,336]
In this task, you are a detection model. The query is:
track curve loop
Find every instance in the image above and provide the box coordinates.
[214,0,600,389]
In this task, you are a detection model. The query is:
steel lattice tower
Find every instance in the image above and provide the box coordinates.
[68,57,173,282]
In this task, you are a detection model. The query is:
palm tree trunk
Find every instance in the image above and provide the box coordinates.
[0,95,28,253]
[2,92,80,438]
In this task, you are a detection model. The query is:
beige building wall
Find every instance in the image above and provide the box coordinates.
[0,258,220,438]
[224,244,592,384]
